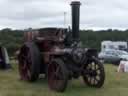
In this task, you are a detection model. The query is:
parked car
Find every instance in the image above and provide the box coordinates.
[98,49,128,65]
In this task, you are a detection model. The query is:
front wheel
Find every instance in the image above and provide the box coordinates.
[48,58,68,92]
[82,57,105,88]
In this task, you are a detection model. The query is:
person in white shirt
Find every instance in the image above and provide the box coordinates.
[118,59,128,72]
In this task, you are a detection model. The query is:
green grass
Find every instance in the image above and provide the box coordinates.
[0,61,128,96]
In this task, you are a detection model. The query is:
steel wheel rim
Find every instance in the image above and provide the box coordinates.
[85,61,102,85]
[18,46,32,80]
[48,62,64,90]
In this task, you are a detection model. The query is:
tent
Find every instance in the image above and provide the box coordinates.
[0,46,11,69]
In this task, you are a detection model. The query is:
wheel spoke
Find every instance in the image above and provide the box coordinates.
[55,65,60,74]
[87,76,91,83]
[91,77,94,85]
[96,69,101,75]
[95,76,99,82]
[95,63,97,70]
[94,77,98,84]
[96,75,100,81]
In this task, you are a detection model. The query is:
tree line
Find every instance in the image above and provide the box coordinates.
[0,28,128,56]
[80,29,128,51]
[0,28,24,56]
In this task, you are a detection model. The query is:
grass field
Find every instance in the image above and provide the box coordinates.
[0,61,128,96]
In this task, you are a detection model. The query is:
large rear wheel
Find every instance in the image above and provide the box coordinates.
[82,57,105,88]
[18,42,41,82]
[48,58,68,92]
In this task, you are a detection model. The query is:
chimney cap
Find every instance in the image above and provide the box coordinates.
[71,1,81,5]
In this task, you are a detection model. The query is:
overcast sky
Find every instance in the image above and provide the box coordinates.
[0,0,128,30]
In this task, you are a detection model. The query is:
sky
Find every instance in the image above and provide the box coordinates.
[0,0,128,30]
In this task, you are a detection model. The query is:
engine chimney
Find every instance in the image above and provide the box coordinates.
[71,1,81,42]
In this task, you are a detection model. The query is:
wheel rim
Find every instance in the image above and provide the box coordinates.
[84,61,103,86]
[48,61,65,90]
[18,45,32,80]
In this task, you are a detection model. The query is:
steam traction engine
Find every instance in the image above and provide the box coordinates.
[18,1,105,92]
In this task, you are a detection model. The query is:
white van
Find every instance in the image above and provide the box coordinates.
[101,41,128,51]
